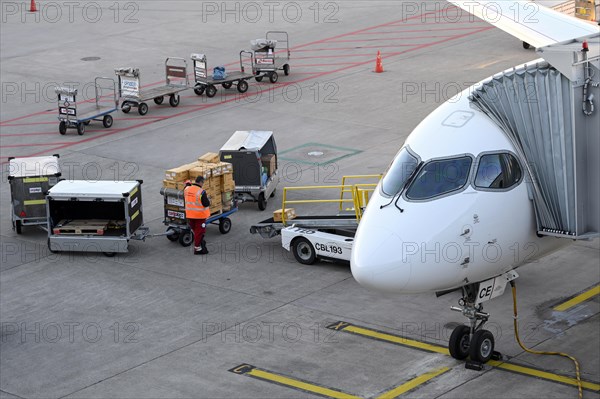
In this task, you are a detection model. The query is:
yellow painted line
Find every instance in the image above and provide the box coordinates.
[553,285,600,311]
[23,199,46,206]
[376,367,450,399]
[344,325,450,355]
[331,322,600,392]
[23,177,48,183]
[489,360,600,391]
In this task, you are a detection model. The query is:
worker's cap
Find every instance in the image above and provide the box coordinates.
[195,176,205,184]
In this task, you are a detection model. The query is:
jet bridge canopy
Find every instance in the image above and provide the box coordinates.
[469,35,599,239]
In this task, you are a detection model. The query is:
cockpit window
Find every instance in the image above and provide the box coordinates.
[381,147,419,197]
[475,153,522,189]
[406,156,472,200]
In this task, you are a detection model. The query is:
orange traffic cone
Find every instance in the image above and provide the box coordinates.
[29,0,37,12]
[375,51,384,73]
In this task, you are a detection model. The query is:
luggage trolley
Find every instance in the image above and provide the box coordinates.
[191,51,256,98]
[160,187,238,246]
[115,57,189,116]
[8,155,61,234]
[251,31,291,84]
[55,77,118,135]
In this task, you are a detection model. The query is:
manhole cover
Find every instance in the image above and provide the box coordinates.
[279,142,362,165]
[307,151,324,157]
[81,56,101,61]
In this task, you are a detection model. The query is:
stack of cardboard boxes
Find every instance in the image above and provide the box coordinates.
[163,152,236,215]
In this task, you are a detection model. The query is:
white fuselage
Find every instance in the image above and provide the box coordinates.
[350,85,568,294]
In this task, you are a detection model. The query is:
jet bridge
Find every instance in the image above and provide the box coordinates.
[469,34,599,239]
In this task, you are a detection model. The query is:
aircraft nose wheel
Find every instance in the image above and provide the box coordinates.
[469,330,495,363]
[449,325,471,360]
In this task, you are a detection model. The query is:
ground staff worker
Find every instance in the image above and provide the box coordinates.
[184,176,211,255]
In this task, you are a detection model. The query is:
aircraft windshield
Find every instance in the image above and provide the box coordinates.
[406,156,472,200]
[381,147,419,197]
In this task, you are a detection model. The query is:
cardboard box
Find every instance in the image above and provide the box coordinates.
[189,166,211,181]
[198,152,220,163]
[165,165,190,181]
[218,162,233,174]
[223,181,236,193]
[163,180,187,190]
[205,162,223,177]
[273,208,296,222]
[261,154,276,177]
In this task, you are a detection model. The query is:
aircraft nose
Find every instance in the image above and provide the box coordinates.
[351,225,411,293]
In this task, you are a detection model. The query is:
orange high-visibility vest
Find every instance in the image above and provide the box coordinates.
[184,185,210,219]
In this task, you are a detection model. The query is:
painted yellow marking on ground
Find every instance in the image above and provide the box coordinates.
[344,325,450,355]
[553,285,600,311]
[328,322,600,392]
[488,360,600,391]
[229,364,361,399]
[376,367,450,399]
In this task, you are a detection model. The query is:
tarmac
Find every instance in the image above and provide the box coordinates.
[1,1,599,398]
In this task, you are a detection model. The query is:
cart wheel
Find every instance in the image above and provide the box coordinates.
[179,231,193,247]
[219,218,232,234]
[166,227,179,242]
[292,237,316,265]
[102,114,113,128]
[77,123,85,135]
[258,193,267,211]
[255,76,263,82]
[269,72,279,83]
[15,220,22,235]
[122,103,131,113]
[138,102,149,115]
[206,85,217,98]
[59,121,67,135]
[222,82,233,89]
[283,64,290,76]
[237,80,249,93]
[169,94,180,107]
[194,85,205,96]
[83,120,91,125]
[154,96,164,105]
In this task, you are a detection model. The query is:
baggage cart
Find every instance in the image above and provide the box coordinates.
[55,77,118,135]
[160,186,238,246]
[219,130,279,211]
[115,57,189,115]
[46,180,144,255]
[191,51,257,98]
[7,155,61,234]
[250,31,291,83]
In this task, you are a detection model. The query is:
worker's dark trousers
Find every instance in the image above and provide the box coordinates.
[188,218,207,251]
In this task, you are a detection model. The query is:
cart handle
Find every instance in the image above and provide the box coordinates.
[266,31,290,56]
[165,57,189,87]
[94,77,118,107]
[239,51,254,73]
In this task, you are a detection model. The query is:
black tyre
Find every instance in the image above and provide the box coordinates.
[138,103,148,115]
[449,325,471,360]
[179,231,193,247]
[258,193,267,211]
[206,85,217,98]
[103,114,113,128]
[15,220,22,235]
[292,237,316,265]
[255,76,263,82]
[122,103,131,113]
[269,71,278,83]
[169,95,180,107]
[59,121,67,135]
[523,41,531,49]
[469,329,495,363]
[222,82,233,89]
[77,123,85,135]
[237,80,249,93]
[283,64,290,76]
[166,227,179,242]
[154,96,164,105]
[83,120,91,125]
[194,85,205,96]
[219,218,232,234]
[269,188,276,198]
